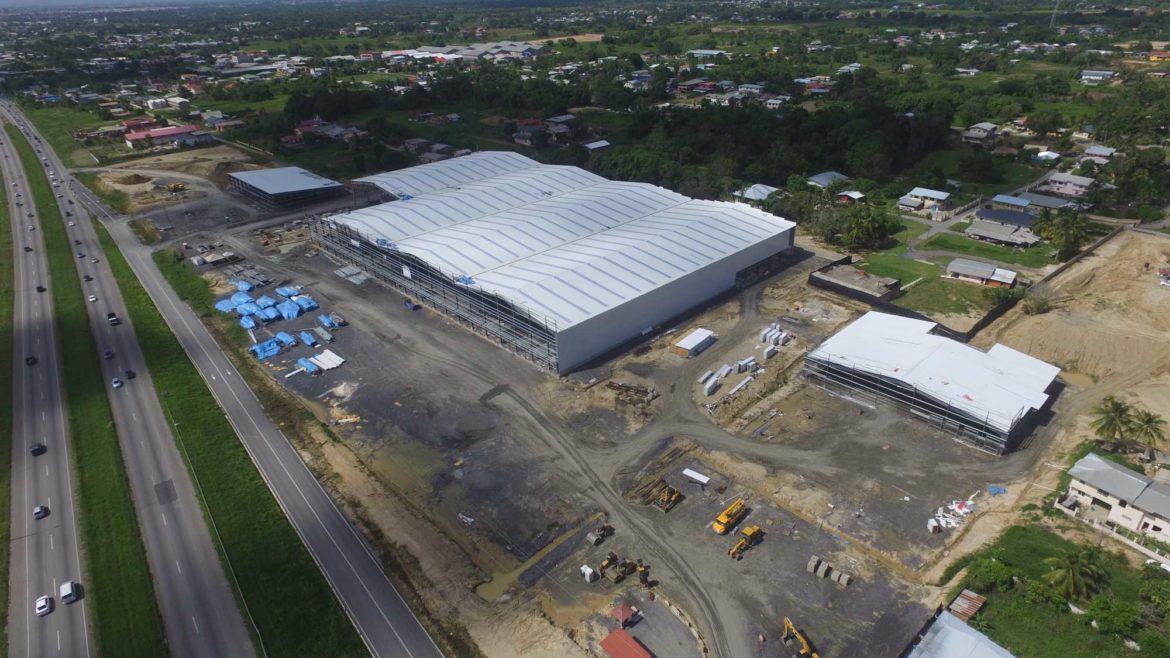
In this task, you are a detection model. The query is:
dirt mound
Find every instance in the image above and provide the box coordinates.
[210,160,257,187]
[115,173,152,185]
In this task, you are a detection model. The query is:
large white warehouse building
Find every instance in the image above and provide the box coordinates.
[315,152,796,373]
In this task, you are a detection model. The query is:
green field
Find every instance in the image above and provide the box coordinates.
[19,106,105,167]
[196,95,289,115]
[0,140,13,656]
[944,524,1162,658]
[88,231,368,656]
[5,125,168,657]
[919,232,1056,268]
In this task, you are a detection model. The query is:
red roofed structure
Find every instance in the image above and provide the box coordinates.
[599,629,651,658]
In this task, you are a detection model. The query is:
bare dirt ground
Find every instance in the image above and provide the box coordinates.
[554,33,606,42]
[110,144,263,183]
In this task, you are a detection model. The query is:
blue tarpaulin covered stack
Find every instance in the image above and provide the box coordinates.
[292,295,319,311]
[299,331,318,347]
[257,307,280,322]
[239,316,257,330]
[230,291,254,305]
[275,286,300,298]
[215,298,237,313]
[255,295,278,309]
[248,339,280,360]
[236,303,261,316]
[296,358,320,374]
[275,331,297,347]
[276,300,301,320]
[233,280,255,292]
[318,313,338,329]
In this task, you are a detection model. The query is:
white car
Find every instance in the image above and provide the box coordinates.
[26,225,33,231]
[67,221,75,227]
[34,595,51,617]
[87,295,97,303]
[111,377,123,389]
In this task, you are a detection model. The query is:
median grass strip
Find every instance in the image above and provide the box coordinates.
[93,228,368,656]
[0,143,14,656]
[5,124,168,657]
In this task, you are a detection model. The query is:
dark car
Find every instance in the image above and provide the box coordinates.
[22,246,31,253]
[25,356,36,366]
[35,285,45,293]
[30,443,46,456]
[33,505,49,520]
[124,369,136,380]
[102,351,114,360]
[73,239,81,245]
[75,252,83,258]
[83,274,93,282]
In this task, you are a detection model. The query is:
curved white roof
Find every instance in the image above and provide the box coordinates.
[355,151,539,197]
[330,156,795,329]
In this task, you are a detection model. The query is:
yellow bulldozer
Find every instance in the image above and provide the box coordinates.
[712,499,747,535]
[782,617,820,658]
[727,525,763,560]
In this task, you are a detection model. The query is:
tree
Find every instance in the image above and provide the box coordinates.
[838,204,902,251]
[1036,208,1090,261]
[1129,409,1167,448]
[1043,547,1108,601]
[1087,596,1138,637]
[1090,396,1133,441]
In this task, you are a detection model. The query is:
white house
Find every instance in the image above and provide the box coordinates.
[1039,172,1096,198]
[1062,453,1170,545]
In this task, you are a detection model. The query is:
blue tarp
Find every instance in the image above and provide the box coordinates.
[230,292,254,305]
[275,286,300,298]
[275,331,297,347]
[292,295,319,311]
[236,303,261,316]
[276,300,301,320]
[248,339,280,360]
[215,298,237,313]
[299,331,318,347]
[233,280,255,292]
[296,358,320,374]
[257,307,280,322]
[239,316,257,330]
[318,313,337,329]
[255,295,278,309]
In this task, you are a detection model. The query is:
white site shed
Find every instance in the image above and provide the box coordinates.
[804,312,1060,453]
[672,328,716,357]
[317,153,795,373]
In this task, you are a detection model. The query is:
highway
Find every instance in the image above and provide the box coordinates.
[54,117,445,657]
[2,110,92,658]
[0,104,256,658]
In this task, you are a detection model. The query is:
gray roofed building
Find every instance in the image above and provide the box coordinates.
[976,207,1036,228]
[1065,453,1170,544]
[734,183,780,203]
[1085,145,1116,158]
[1019,191,1076,210]
[807,171,849,189]
[908,611,1015,658]
[947,258,997,280]
[227,167,345,209]
[966,220,1040,246]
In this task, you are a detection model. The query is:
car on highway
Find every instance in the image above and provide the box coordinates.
[75,252,83,258]
[103,350,114,360]
[29,443,45,456]
[25,355,36,366]
[83,274,93,282]
[124,369,136,380]
[67,221,75,227]
[22,246,31,253]
[68,199,74,205]
[65,211,72,217]
[56,194,62,198]
[111,377,122,389]
[26,225,33,231]
[33,505,48,520]
[106,312,119,325]
[14,201,21,207]
[73,239,81,245]
[90,258,99,264]
[87,295,97,303]
[34,596,51,617]
[35,285,45,293]
[26,212,32,218]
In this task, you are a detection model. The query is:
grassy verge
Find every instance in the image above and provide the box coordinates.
[919,232,1056,268]
[0,145,14,656]
[74,172,130,214]
[93,235,368,656]
[6,124,168,657]
[940,524,1163,657]
[150,248,483,657]
[126,219,161,245]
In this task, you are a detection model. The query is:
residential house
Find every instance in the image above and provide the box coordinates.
[962,122,999,147]
[737,83,765,95]
[1038,172,1096,198]
[1150,50,1170,62]
[1019,191,1076,211]
[583,140,610,152]
[687,49,730,59]
[676,78,708,94]
[837,62,863,75]
[733,183,779,205]
[1082,145,1117,165]
[418,152,450,163]
[898,187,950,211]
[144,98,168,111]
[166,96,190,110]
[954,67,981,76]
[403,137,432,154]
[946,258,1017,288]
[966,220,1040,247]
[1080,69,1116,85]
[975,207,1036,229]
[1061,453,1170,545]
[124,124,202,149]
[807,171,849,189]
[764,96,791,110]
[991,194,1031,212]
[837,190,865,203]
[1033,150,1062,164]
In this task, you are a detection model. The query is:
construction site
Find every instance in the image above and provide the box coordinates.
[159,170,1170,658]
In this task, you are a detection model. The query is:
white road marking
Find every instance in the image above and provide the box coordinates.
[49,533,53,551]
[56,631,60,652]
[192,616,200,634]
[44,465,48,477]
[175,560,182,575]
[161,512,167,527]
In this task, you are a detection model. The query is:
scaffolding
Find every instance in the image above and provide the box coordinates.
[312,218,561,371]
[803,352,1029,455]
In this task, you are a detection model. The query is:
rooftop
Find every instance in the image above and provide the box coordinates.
[807,312,1060,432]
[992,194,1030,208]
[808,171,849,188]
[228,167,343,195]
[734,183,780,202]
[908,187,950,201]
[975,207,1036,228]
[907,611,1014,658]
[1070,453,1158,505]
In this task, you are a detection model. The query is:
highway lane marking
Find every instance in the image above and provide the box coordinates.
[175,560,182,575]
[44,465,48,477]
[161,512,167,527]
[192,616,200,634]
[56,631,60,652]
[49,533,53,551]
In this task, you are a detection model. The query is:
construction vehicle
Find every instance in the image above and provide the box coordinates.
[782,617,820,658]
[598,551,619,574]
[727,525,763,560]
[653,484,683,513]
[636,560,650,585]
[713,499,748,535]
[618,559,637,576]
[605,568,626,584]
[585,523,614,546]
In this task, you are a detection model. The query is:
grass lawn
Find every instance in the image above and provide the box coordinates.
[74,172,130,214]
[91,231,368,657]
[918,148,1044,196]
[949,220,972,233]
[196,95,288,115]
[919,232,1056,268]
[945,524,1154,658]
[127,218,161,245]
[6,124,168,657]
[20,105,105,167]
[0,143,13,656]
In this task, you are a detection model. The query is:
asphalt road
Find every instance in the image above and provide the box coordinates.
[0,104,255,658]
[2,112,92,658]
[58,128,444,658]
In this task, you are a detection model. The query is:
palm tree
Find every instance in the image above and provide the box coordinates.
[1043,547,1108,601]
[1091,396,1133,441]
[1050,209,1090,261]
[1129,409,1168,448]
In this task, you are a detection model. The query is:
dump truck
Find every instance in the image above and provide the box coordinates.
[713,499,747,535]
[728,525,763,560]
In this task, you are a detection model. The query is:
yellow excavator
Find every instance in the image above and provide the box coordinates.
[713,499,747,534]
[727,525,763,559]
[782,617,820,658]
